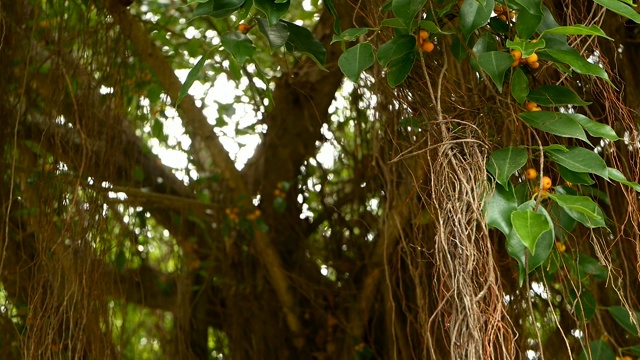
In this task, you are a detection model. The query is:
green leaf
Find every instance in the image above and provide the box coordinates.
[569,290,597,323]
[511,67,529,104]
[392,0,427,29]
[506,200,554,285]
[254,0,289,25]
[331,28,370,44]
[323,0,341,34]
[476,51,514,92]
[548,194,604,220]
[338,43,375,83]
[511,209,550,254]
[608,306,640,336]
[470,32,499,73]
[177,49,213,106]
[547,146,609,179]
[545,48,610,81]
[607,167,640,192]
[594,0,640,24]
[527,85,590,106]
[273,196,287,213]
[460,0,495,40]
[221,31,256,66]
[256,18,289,50]
[577,254,608,281]
[377,35,416,67]
[282,20,327,67]
[567,113,620,141]
[518,111,590,143]
[557,164,595,185]
[387,50,416,87]
[626,344,640,356]
[578,340,616,360]
[486,147,528,186]
[419,20,454,35]
[380,18,405,28]
[513,0,542,15]
[484,183,518,236]
[193,0,245,18]
[515,8,543,39]
[542,24,612,39]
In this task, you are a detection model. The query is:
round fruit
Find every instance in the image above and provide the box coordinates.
[525,168,537,180]
[526,53,538,64]
[237,23,250,33]
[529,61,540,69]
[542,176,553,190]
[498,14,507,22]
[555,241,566,253]
[419,30,429,41]
[421,41,435,53]
[511,50,522,61]
[525,101,538,111]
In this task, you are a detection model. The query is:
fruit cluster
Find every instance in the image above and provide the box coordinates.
[511,50,540,69]
[416,30,435,53]
[494,4,515,22]
[525,100,542,112]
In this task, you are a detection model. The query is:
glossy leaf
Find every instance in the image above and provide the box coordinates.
[511,209,550,254]
[527,85,590,106]
[177,49,213,106]
[221,31,256,66]
[477,51,514,92]
[577,254,608,281]
[519,111,590,143]
[380,18,405,28]
[387,50,416,87]
[323,0,341,34]
[545,48,610,81]
[511,67,529,104]
[558,164,595,185]
[484,183,518,236]
[608,306,640,336]
[338,43,375,83]
[470,32,499,73]
[594,0,640,24]
[419,20,454,35]
[513,0,542,15]
[542,24,612,39]
[567,113,620,140]
[607,167,640,192]
[256,18,289,50]
[377,35,416,67]
[515,7,543,40]
[254,0,289,25]
[548,194,603,220]
[331,28,370,43]
[460,0,495,40]
[578,340,616,360]
[193,0,245,18]
[486,147,528,186]
[547,146,609,179]
[506,39,546,58]
[392,0,427,29]
[282,20,327,67]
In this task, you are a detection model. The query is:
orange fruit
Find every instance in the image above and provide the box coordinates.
[529,61,540,69]
[511,49,522,61]
[237,23,251,33]
[498,14,507,22]
[525,168,537,180]
[542,176,552,190]
[526,53,538,64]
[525,101,538,111]
[421,41,435,53]
[555,241,566,253]
[419,30,429,41]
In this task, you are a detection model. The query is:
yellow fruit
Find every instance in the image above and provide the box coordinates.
[421,41,435,53]
[529,61,540,69]
[500,5,509,13]
[525,168,537,180]
[512,59,520,68]
[525,101,538,111]
[542,176,553,190]
[526,53,538,64]
[509,11,515,20]
[419,30,429,41]
[555,241,566,253]
[498,14,507,22]
[511,49,522,61]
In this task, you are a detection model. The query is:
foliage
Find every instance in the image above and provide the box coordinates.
[2,0,640,359]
